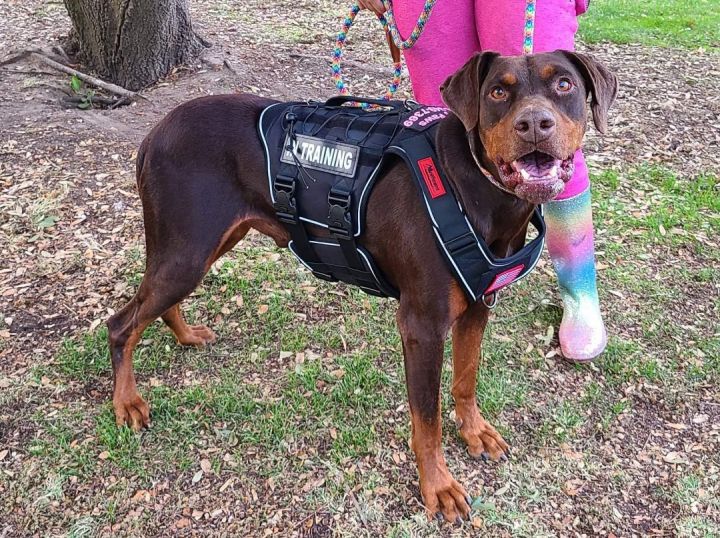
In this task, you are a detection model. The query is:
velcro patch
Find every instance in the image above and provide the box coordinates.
[281,134,359,178]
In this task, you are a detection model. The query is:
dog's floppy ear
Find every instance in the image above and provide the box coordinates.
[561,51,618,134]
[440,51,500,133]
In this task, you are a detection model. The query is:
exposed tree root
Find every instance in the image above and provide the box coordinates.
[0,47,142,103]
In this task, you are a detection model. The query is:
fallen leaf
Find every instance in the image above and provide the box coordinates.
[257,304,269,315]
[563,479,584,496]
[175,517,191,529]
[663,451,689,464]
[200,459,212,474]
[192,470,203,483]
[666,423,687,430]
[494,484,509,496]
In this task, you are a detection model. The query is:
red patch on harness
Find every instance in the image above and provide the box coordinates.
[418,157,446,199]
[484,264,525,294]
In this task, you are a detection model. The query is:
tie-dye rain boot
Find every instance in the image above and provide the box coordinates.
[544,186,607,361]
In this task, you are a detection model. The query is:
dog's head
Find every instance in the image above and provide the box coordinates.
[441,51,617,204]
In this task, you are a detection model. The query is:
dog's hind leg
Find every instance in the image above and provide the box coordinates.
[108,207,252,431]
[108,212,286,430]
[158,217,288,344]
[107,251,213,430]
[160,221,252,346]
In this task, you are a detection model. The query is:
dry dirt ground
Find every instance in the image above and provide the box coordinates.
[0,1,719,537]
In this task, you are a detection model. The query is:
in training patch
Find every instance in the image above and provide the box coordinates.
[281,134,359,178]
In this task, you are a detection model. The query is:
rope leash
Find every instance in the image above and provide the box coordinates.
[331,0,437,107]
[332,0,537,105]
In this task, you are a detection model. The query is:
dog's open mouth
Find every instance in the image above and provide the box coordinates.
[497,151,575,203]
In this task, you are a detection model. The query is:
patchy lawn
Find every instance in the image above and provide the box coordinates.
[578,0,720,50]
[1,0,719,536]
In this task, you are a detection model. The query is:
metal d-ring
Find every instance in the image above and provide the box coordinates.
[482,292,498,309]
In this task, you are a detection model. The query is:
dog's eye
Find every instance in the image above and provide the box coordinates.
[490,87,507,100]
[557,78,574,92]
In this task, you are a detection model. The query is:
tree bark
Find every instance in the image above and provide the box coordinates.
[63,0,207,91]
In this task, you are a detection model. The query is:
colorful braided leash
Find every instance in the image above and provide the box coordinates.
[523,0,536,54]
[381,0,436,49]
[332,0,437,108]
[332,0,535,107]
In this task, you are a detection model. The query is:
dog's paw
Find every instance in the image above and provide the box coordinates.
[455,406,509,461]
[421,467,471,524]
[176,325,216,347]
[113,392,150,431]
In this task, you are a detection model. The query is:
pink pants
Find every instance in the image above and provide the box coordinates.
[394,0,590,199]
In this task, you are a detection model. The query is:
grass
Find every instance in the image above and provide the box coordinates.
[579,0,720,49]
[6,158,716,535]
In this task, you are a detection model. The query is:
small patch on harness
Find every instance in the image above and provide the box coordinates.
[484,264,525,294]
[418,157,446,199]
[281,134,359,178]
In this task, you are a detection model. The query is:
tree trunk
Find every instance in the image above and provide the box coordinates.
[63,0,207,91]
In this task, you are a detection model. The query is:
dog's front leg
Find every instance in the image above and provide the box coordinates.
[396,300,471,523]
[451,303,509,460]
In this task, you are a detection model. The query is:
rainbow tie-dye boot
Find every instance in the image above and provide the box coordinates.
[544,187,607,361]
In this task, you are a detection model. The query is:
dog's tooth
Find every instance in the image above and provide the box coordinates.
[520,169,530,180]
[550,165,558,177]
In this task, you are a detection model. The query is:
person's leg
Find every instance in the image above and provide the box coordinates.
[476,0,607,360]
[544,188,607,360]
[394,0,479,106]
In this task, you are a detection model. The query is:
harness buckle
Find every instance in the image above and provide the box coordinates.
[327,187,353,239]
[273,174,297,224]
[444,232,476,257]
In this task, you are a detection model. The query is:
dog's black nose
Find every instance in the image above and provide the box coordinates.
[513,108,556,143]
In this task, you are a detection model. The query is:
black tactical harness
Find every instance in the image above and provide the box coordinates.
[258,96,545,302]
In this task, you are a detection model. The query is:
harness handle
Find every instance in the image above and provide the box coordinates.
[325,95,405,111]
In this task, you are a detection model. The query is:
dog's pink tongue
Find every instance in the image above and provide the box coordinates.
[512,154,562,181]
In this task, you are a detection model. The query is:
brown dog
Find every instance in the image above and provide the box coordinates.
[107,50,616,521]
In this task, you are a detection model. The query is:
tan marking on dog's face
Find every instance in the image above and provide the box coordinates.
[500,73,518,86]
[554,109,586,158]
[540,64,555,80]
[479,112,519,164]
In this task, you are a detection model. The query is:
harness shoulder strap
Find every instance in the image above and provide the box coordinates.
[389,129,546,302]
